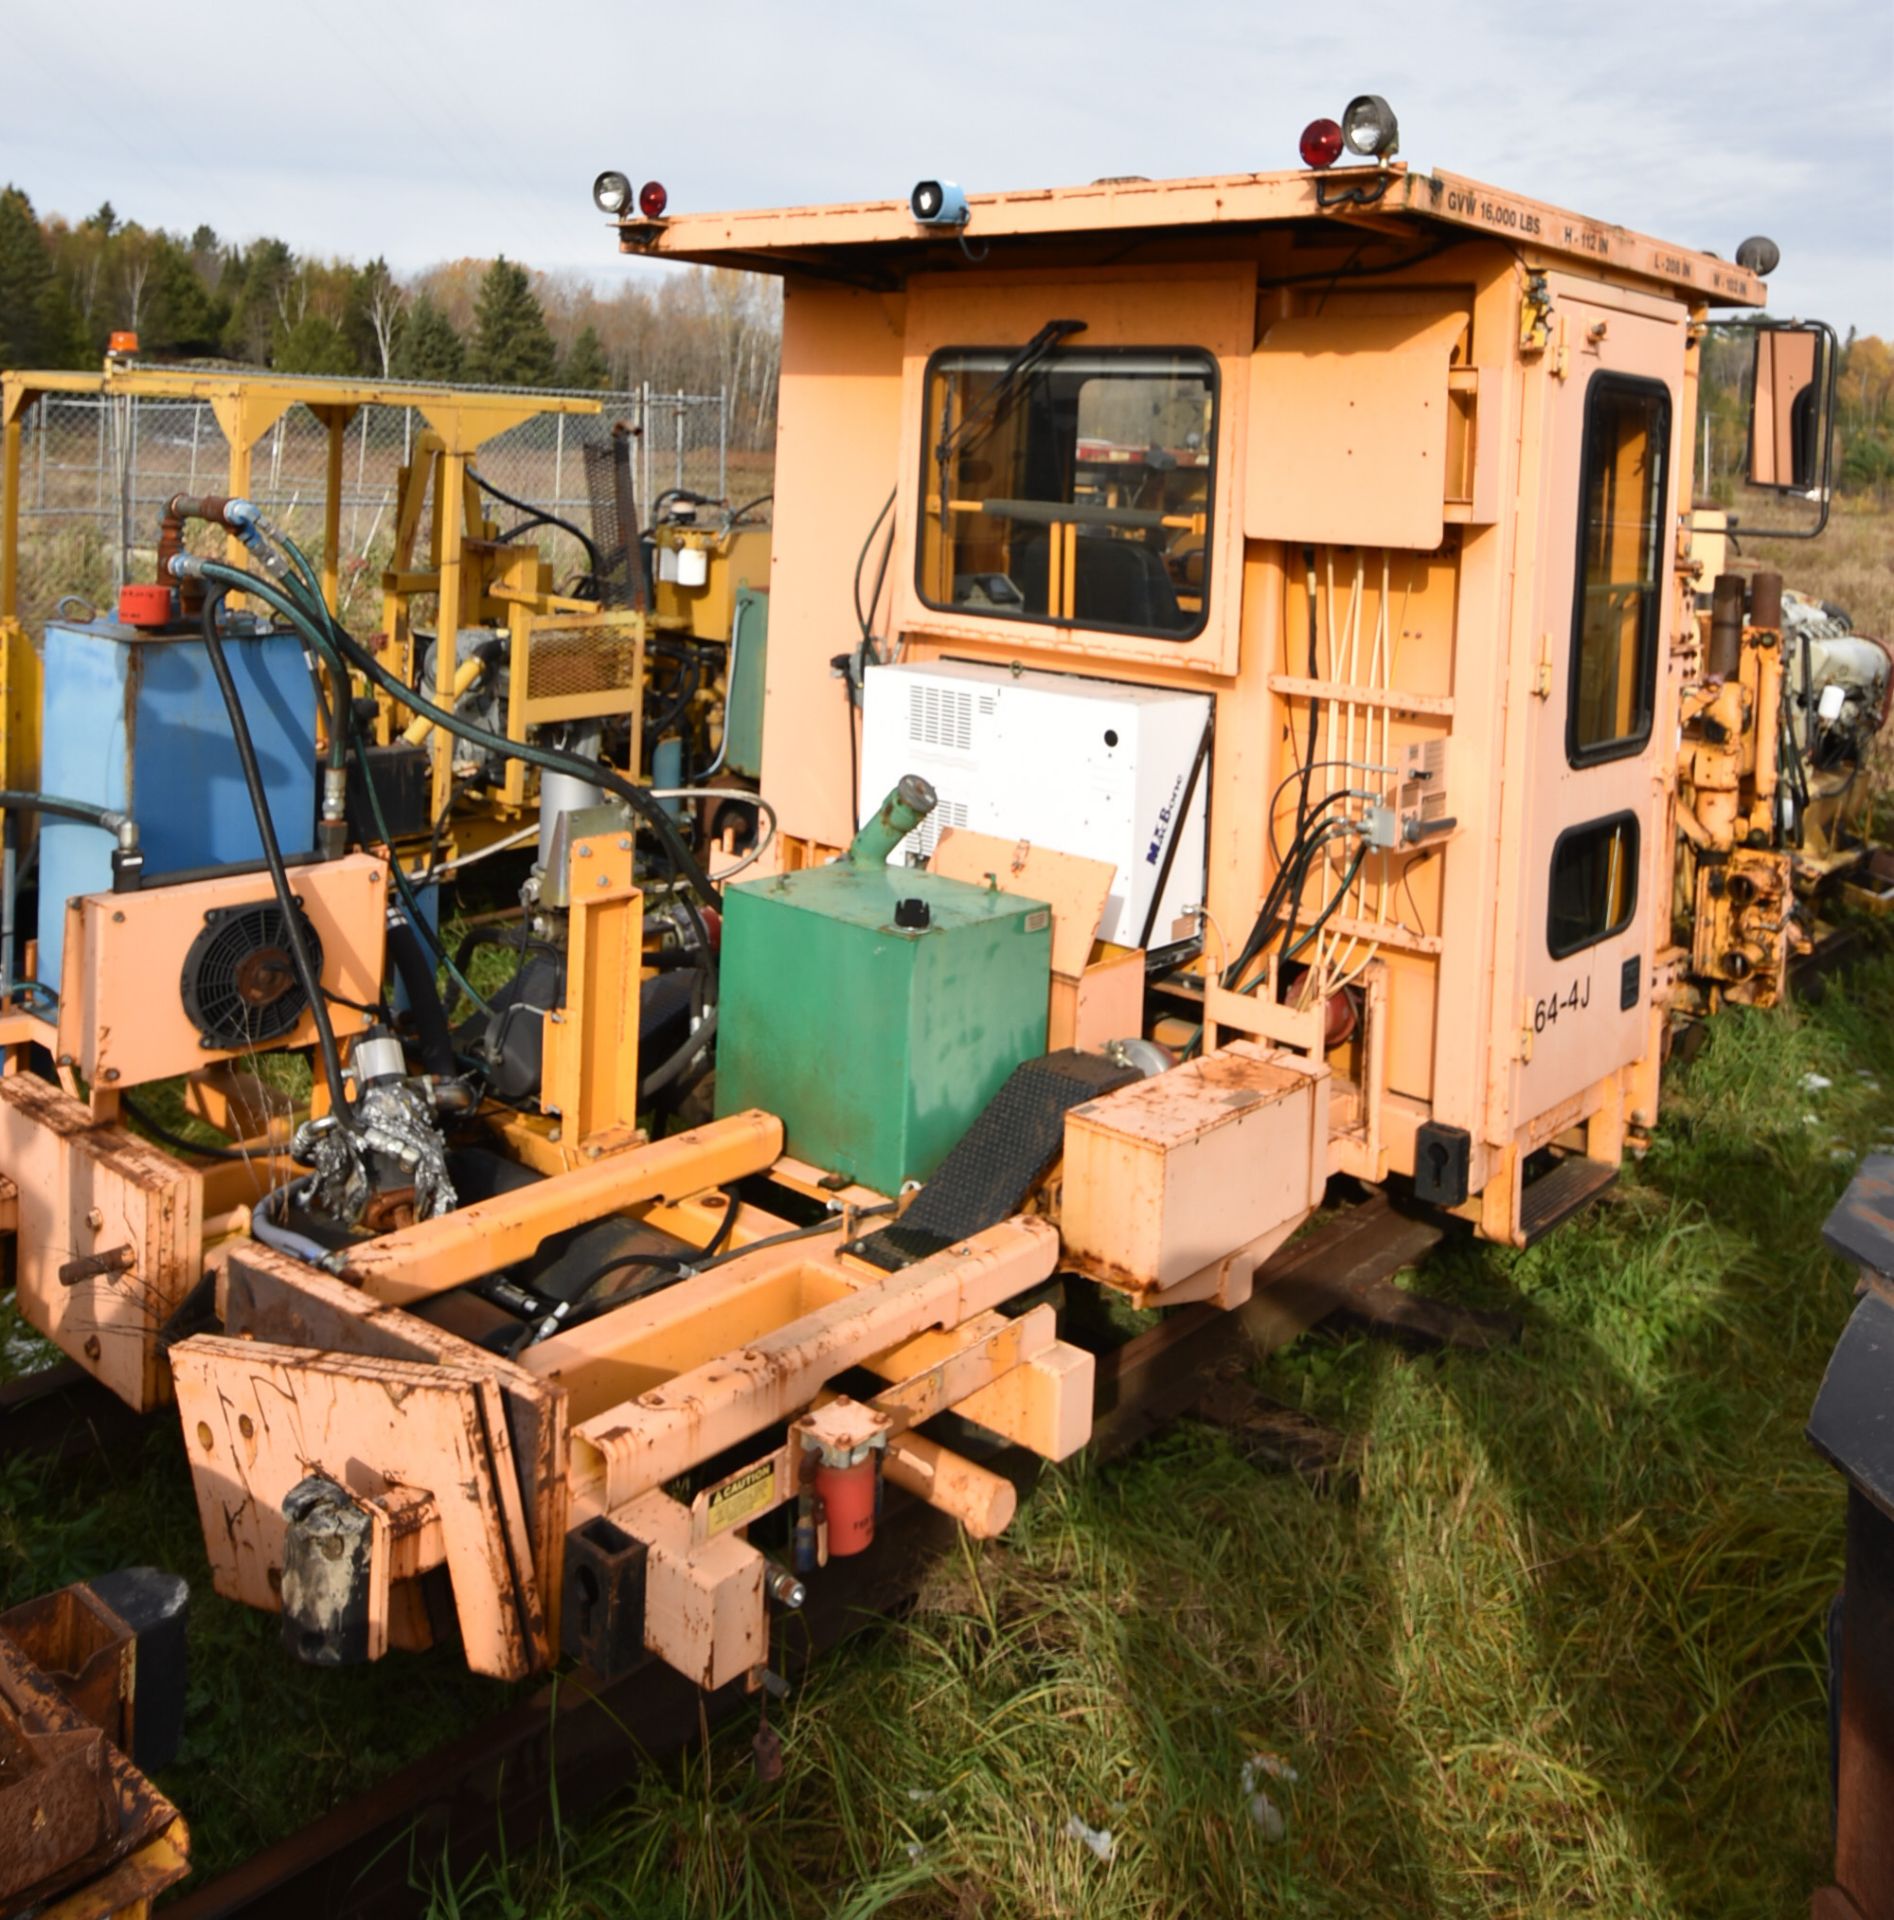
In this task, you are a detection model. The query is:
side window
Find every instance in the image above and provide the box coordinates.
[916,348,1217,640]
[1568,376,1671,764]
[1548,812,1639,958]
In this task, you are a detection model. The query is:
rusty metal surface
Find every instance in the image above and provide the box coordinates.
[1823,1153,1894,1283]
[1828,1488,1894,1918]
[163,1197,1438,1920]
[1809,1285,1894,1526]
[0,1619,185,1912]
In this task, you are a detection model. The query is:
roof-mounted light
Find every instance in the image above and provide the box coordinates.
[1341,94,1400,159]
[910,179,970,226]
[639,180,669,220]
[592,170,634,215]
[1299,119,1344,170]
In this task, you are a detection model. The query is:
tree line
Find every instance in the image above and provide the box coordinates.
[0,184,781,446]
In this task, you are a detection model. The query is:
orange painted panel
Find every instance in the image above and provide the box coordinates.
[1247,310,1466,549]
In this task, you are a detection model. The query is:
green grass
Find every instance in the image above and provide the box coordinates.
[419,952,1894,1919]
[4,947,1887,1914]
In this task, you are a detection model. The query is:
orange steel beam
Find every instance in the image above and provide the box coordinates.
[572,1216,1060,1510]
[339,1111,782,1306]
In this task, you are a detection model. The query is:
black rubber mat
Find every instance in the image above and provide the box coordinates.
[848,1049,1141,1270]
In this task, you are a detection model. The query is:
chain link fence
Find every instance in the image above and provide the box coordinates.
[5,383,733,628]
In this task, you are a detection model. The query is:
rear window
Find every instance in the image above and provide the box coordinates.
[1548,812,1639,958]
[917,348,1216,639]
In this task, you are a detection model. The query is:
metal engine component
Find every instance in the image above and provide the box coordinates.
[292,1027,458,1230]
[1785,615,1892,768]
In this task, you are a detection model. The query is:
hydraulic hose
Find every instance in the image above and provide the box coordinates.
[384,912,458,1078]
[0,791,138,848]
[468,468,603,579]
[198,590,358,1127]
[639,1004,716,1102]
[174,554,723,911]
[252,1179,340,1264]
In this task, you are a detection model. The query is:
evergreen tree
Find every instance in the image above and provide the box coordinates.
[220,236,294,363]
[273,311,355,375]
[391,292,464,382]
[0,185,84,367]
[144,236,221,356]
[559,323,611,391]
[466,256,556,388]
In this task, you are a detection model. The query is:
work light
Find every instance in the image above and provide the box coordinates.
[639,181,669,219]
[593,171,634,215]
[911,180,970,226]
[1341,95,1400,159]
[1736,235,1781,276]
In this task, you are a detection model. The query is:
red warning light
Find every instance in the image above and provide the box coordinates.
[1299,119,1344,170]
[639,180,669,219]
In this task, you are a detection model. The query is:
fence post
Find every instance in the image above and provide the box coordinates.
[641,382,651,516]
[718,388,727,500]
[351,406,369,555]
[95,394,107,515]
[188,402,203,495]
[674,390,684,493]
[34,401,45,510]
[554,412,565,513]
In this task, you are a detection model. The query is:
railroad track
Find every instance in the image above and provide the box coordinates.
[0,1355,147,1465]
[160,1195,1451,1920]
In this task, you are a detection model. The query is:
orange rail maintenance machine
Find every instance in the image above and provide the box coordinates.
[2,102,1878,1699]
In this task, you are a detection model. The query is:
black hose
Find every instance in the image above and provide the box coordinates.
[0,790,133,839]
[125,1098,249,1162]
[541,1200,900,1344]
[640,1003,716,1101]
[191,556,724,913]
[468,468,602,578]
[199,591,357,1126]
[385,913,457,1077]
[1284,846,1367,962]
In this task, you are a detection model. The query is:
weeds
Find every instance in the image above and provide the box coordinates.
[428,949,1894,1918]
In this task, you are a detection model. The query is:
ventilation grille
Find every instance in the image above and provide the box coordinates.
[905,796,970,863]
[908,683,974,753]
[525,625,638,702]
[179,901,324,1050]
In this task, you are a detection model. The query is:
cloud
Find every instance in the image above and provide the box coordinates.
[11,0,1892,329]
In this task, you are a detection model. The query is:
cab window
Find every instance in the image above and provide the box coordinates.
[1548,812,1638,958]
[1568,376,1670,763]
[917,348,1216,639]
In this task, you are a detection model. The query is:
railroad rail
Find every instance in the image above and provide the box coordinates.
[4,914,1874,1915]
[148,1197,1443,1919]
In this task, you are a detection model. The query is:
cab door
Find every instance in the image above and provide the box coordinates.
[1511,287,1684,1125]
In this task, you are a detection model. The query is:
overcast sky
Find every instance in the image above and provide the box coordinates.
[11,0,1893,333]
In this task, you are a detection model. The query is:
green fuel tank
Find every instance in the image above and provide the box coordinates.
[715,781,1051,1195]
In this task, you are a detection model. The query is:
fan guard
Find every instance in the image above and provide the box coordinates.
[180,899,324,1050]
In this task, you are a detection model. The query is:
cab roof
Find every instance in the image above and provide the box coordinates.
[616,163,1766,309]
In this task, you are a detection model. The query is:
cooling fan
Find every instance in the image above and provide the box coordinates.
[179,899,325,1050]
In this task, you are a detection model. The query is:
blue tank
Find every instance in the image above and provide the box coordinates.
[37,615,317,989]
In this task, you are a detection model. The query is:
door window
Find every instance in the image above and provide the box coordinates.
[1568,376,1671,763]
[1548,812,1639,958]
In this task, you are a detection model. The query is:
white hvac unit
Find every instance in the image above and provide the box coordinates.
[859,660,1211,952]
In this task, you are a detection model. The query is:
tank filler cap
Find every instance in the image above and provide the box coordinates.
[117,583,176,629]
[894,896,932,931]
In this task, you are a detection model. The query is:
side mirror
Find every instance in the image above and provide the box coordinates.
[1746,322,1832,495]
